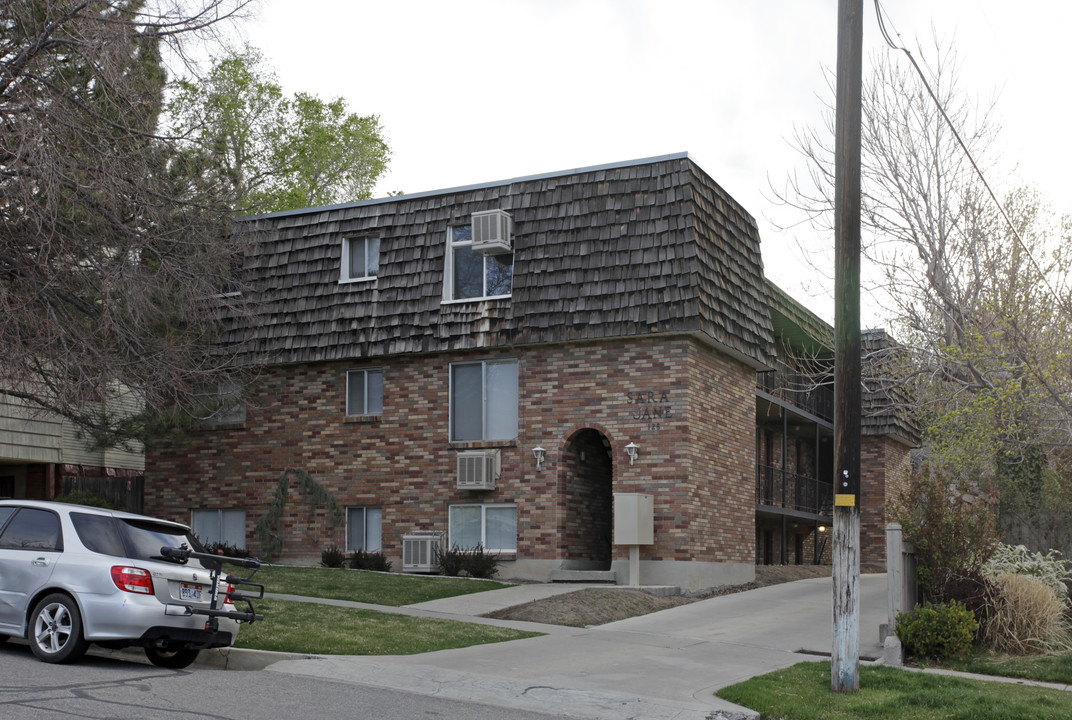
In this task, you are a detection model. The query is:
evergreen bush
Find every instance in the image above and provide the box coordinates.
[896,601,977,660]
[348,549,393,572]
[54,491,118,509]
[202,541,250,558]
[320,544,346,568]
[433,544,500,578]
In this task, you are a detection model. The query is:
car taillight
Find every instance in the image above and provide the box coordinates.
[224,583,235,605]
[111,566,154,594]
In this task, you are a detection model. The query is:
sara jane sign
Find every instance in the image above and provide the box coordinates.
[624,390,672,431]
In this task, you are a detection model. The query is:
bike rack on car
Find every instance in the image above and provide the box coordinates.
[159,546,265,630]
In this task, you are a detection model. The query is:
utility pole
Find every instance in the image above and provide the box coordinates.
[832,0,863,694]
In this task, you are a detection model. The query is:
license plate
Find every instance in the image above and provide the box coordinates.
[180,583,203,602]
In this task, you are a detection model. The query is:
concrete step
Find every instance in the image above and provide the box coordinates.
[549,569,618,583]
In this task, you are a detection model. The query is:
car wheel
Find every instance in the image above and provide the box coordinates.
[145,646,200,669]
[28,593,89,664]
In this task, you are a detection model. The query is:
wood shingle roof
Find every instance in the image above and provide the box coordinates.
[230,153,776,368]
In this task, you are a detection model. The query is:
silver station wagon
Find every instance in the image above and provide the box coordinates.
[0,500,262,668]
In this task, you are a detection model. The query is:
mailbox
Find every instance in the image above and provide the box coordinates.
[613,493,654,545]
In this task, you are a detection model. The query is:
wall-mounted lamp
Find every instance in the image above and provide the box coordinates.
[818,525,827,533]
[625,441,639,465]
[533,446,546,471]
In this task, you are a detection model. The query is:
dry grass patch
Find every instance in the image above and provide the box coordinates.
[983,574,1070,654]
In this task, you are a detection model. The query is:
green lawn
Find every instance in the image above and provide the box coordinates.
[231,565,540,655]
[234,597,541,655]
[717,662,1072,720]
[255,564,509,606]
[940,649,1072,685]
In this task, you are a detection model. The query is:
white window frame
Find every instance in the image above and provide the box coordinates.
[345,506,383,552]
[341,235,380,283]
[442,225,513,302]
[191,508,246,549]
[449,359,518,442]
[448,504,517,554]
[346,368,384,416]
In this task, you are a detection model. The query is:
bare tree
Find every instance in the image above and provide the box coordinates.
[1,0,256,445]
[777,38,1072,550]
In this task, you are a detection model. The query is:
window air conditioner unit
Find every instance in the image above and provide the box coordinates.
[457,450,500,491]
[471,210,512,254]
[402,530,444,573]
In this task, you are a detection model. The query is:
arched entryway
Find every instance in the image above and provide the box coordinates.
[559,428,614,570]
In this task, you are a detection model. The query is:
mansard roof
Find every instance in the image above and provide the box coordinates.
[861,329,922,447]
[230,153,777,369]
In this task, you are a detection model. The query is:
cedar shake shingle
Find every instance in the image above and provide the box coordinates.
[227,153,777,369]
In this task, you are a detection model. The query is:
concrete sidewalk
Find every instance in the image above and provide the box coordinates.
[261,574,890,719]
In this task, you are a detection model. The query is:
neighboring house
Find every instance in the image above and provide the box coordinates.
[145,153,917,590]
[0,391,145,510]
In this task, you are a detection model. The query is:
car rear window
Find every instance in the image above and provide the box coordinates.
[71,512,127,557]
[120,519,199,562]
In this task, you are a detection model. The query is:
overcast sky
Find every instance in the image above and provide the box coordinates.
[240,1,1069,326]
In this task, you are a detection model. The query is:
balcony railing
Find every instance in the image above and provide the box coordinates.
[756,464,833,516]
[756,362,834,421]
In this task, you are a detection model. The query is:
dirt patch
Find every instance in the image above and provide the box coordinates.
[486,565,832,628]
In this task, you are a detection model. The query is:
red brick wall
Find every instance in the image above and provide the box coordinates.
[146,335,757,567]
[860,435,912,568]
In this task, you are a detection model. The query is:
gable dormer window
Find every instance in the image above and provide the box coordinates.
[444,225,512,301]
[341,235,379,283]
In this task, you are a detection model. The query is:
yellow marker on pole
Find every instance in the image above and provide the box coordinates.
[835,494,856,507]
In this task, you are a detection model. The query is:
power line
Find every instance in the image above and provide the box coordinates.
[872,0,1068,314]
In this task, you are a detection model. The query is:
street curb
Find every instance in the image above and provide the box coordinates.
[91,644,313,671]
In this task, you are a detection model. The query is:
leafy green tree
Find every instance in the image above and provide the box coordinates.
[168,46,391,214]
[1,0,254,445]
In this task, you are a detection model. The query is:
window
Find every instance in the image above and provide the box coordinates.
[346,507,382,552]
[346,369,383,416]
[450,359,518,441]
[342,236,379,283]
[71,512,127,557]
[0,508,61,550]
[193,380,246,427]
[191,509,246,550]
[445,225,512,301]
[449,504,517,553]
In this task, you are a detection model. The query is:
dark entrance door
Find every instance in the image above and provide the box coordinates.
[561,429,614,570]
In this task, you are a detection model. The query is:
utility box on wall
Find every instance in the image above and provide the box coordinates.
[613,493,654,545]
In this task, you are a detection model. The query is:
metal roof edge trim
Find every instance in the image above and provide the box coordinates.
[237,152,694,222]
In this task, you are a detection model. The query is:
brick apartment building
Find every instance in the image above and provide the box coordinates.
[146,153,917,591]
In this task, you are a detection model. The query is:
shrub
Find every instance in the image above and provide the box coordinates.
[202,541,250,558]
[940,570,994,621]
[348,549,393,572]
[434,544,466,577]
[460,544,501,579]
[54,491,119,509]
[981,573,1068,654]
[888,465,999,602]
[983,543,1071,604]
[320,545,346,568]
[896,601,977,660]
[434,544,500,578]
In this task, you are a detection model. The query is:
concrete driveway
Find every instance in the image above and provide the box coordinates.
[267,573,889,719]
